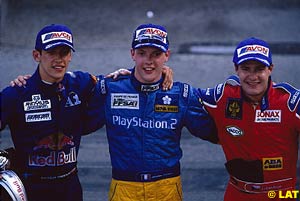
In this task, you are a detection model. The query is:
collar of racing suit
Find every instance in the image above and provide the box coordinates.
[130,67,163,92]
[30,66,66,97]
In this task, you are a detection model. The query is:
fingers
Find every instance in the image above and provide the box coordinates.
[105,68,131,79]
[119,69,131,75]
[162,65,173,90]
[10,74,31,87]
[10,80,16,87]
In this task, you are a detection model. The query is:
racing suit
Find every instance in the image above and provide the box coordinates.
[98,69,217,201]
[0,67,104,201]
[200,75,300,201]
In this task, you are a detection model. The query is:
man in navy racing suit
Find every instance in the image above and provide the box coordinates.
[0,24,104,201]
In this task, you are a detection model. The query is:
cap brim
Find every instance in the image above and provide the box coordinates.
[44,42,75,52]
[237,57,270,67]
[134,43,167,52]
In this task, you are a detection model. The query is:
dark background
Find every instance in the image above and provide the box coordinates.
[1,0,300,200]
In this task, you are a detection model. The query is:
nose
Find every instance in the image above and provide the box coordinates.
[145,56,153,64]
[247,71,260,81]
[52,56,64,65]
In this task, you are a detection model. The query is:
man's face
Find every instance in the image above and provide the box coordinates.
[33,46,72,83]
[236,60,273,103]
[131,46,170,83]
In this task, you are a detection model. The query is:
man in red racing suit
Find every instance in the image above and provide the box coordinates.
[200,37,300,201]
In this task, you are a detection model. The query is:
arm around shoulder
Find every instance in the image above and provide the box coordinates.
[184,85,218,143]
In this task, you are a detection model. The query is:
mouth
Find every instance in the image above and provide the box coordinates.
[143,67,155,73]
[246,81,260,87]
[52,66,65,70]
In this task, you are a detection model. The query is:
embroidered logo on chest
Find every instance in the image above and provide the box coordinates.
[225,98,242,119]
[65,92,82,107]
[226,126,243,137]
[23,94,51,111]
[111,93,139,109]
[255,110,281,123]
[155,93,179,113]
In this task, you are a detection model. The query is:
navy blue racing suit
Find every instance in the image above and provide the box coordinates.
[0,67,104,201]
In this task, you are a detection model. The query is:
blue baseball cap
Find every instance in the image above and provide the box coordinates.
[233,37,272,67]
[132,23,169,52]
[35,24,75,51]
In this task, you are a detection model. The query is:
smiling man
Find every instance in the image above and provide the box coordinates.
[0,24,104,201]
[99,23,217,201]
[200,37,300,201]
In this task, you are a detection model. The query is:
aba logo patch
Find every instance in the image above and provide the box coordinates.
[263,157,283,170]
[226,98,242,119]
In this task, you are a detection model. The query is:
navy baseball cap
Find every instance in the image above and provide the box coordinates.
[233,37,272,67]
[35,24,75,51]
[132,23,169,52]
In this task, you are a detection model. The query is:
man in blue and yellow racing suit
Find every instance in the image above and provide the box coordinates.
[98,23,218,201]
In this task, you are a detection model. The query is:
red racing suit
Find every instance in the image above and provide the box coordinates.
[200,75,300,201]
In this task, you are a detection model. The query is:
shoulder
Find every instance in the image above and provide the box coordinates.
[1,85,25,98]
[273,82,300,112]
[65,71,92,81]
[1,86,24,108]
[200,75,240,106]
[172,82,192,99]
[97,74,131,95]
[64,71,99,90]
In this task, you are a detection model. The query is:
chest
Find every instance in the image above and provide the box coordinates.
[214,97,295,145]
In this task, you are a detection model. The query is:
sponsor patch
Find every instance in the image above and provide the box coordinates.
[255,110,281,123]
[29,147,77,167]
[226,98,242,119]
[100,79,106,94]
[226,125,243,136]
[41,31,72,44]
[141,83,160,92]
[237,45,269,58]
[65,92,82,107]
[155,93,179,113]
[112,115,177,129]
[183,84,189,98]
[33,132,74,151]
[111,93,139,109]
[23,94,51,111]
[25,111,51,122]
[263,157,283,170]
[135,28,167,43]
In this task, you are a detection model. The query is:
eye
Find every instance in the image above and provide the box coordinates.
[153,51,162,57]
[240,66,249,71]
[138,51,145,56]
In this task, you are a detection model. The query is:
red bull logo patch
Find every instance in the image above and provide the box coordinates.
[33,132,74,151]
[29,147,77,167]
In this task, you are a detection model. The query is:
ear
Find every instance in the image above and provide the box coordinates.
[164,50,171,62]
[130,49,135,60]
[268,64,274,72]
[32,50,41,62]
[234,64,239,72]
